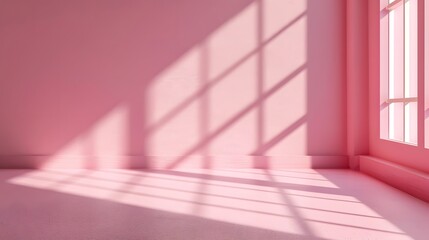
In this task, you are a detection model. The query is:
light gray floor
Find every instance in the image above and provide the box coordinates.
[0,169,428,240]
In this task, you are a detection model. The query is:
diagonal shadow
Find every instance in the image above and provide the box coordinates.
[144,11,307,135]
[262,169,316,237]
[0,0,256,168]
[252,115,307,155]
[0,175,330,240]
[165,64,306,169]
[147,169,340,196]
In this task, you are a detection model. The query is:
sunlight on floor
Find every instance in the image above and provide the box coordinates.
[5,169,424,239]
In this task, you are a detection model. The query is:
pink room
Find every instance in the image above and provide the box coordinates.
[0,0,429,239]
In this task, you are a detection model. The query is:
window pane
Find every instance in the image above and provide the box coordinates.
[381,0,418,145]
[404,102,417,144]
[404,0,418,145]
[389,102,404,141]
[388,0,404,100]
[404,0,418,98]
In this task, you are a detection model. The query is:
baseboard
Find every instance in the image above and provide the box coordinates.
[0,155,349,169]
[360,155,429,202]
[143,155,349,169]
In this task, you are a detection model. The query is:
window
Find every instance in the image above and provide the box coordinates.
[381,0,418,145]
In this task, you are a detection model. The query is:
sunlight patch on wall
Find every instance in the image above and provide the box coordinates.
[264,70,307,155]
[42,105,129,168]
[142,0,309,159]
[207,3,257,80]
[147,48,201,129]
[263,16,307,91]
[263,0,307,41]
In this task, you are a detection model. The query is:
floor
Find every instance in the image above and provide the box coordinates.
[0,169,428,240]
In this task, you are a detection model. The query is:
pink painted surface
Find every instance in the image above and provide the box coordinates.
[346,0,369,169]
[1,169,428,239]
[360,156,429,202]
[0,0,347,169]
[368,0,429,173]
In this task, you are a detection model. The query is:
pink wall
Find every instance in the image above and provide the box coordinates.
[0,0,347,168]
[346,0,369,168]
[368,0,429,173]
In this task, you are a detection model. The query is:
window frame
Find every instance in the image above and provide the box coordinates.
[381,0,419,145]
